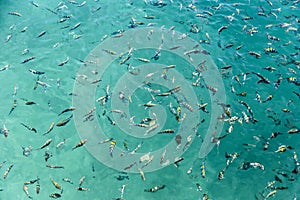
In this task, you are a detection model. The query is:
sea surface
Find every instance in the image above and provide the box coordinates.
[0,0,299,200]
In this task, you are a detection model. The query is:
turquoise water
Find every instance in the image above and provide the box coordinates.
[0,0,299,200]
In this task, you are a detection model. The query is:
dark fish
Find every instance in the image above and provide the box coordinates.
[25,101,36,105]
[252,72,270,84]
[29,69,45,75]
[49,193,61,198]
[44,150,52,162]
[158,129,175,134]
[58,57,69,66]
[20,123,37,133]
[8,99,17,115]
[37,31,46,38]
[115,175,129,181]
[21,56,36,64]
[58,107,75,116]
[70,22,81,31]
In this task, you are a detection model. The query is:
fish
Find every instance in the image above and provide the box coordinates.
[168,86,181,93]
[70,22,81,31]
[264,47,277,54]
[141,155,154,169]
[184,49,200,56]
[137,57,150,62]
[196,183,202,192]
[56,139,67,148]
[38,139,52,149]
[50,178,61,190]
[36,80,50,89]
[201,161,206,178]
[21,26,28,33]
[124,162,137,170]
[206,84,218,94]
[130,142,143,155]
[21,56,36,64]
[163,65,176,69]
[144,185,165,192]
[99,138,114,144]
[107,115,116,125]
[103,49,117,55]
[46,164,64,169]
[275,145,293,153]
[109,140,116,157]
[23,184,32,199]
[197,103,209,113]
[44,150,52,162]
[20,123,37,133]
[218,169,225,180]
[77,1,86,7]
[158,129,175,134]
[58,57,69,66]
[29,68,45,75]
[262,94,273,103]
[77,187,89,191]
[174,157,184,168]
[58,107,75,116]
[180,101,194,112]
[8,11,22,17]
[56,115,73,127]
[3,164,13,179]
[265,190,277,199]
[0,64,10,72]
[160,149,167,164]
[8,99,17,115]
[288,128,300,134]
[115,175,129,181]
[2,124,9,138]
[252,72,270,84]
[72,139,87,150]
[49,193,61,198]
[30,1,39,7]
[248,51,261,59]
[138,168,146,181]
[255,91,262,103]
[78,176,85,187]
[43,122,55,135]
[37,31,46,38]
[225,152,239,166]
[5,34,12,43]
[183,135,192,151]
[36,180,40,194]
[141,101,157,107]
[239,162,264,170]
[62,178,73,184]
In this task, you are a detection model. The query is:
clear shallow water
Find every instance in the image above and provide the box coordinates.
[0,0,299,200]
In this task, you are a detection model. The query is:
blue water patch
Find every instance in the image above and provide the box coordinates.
[0,0,299,199]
